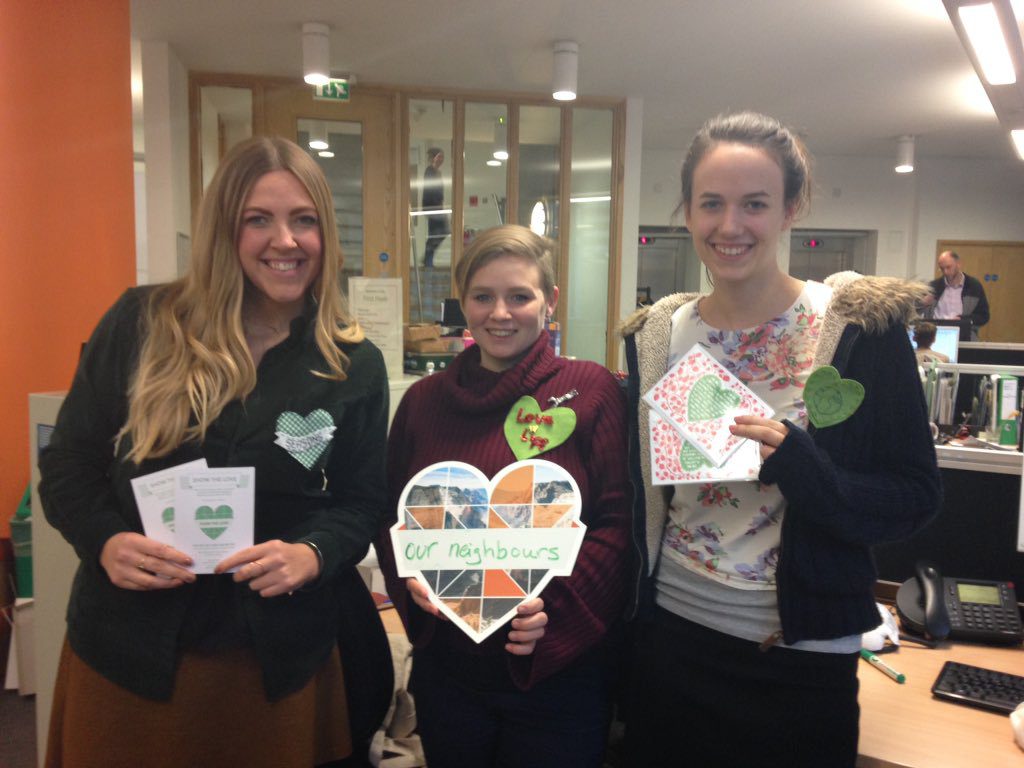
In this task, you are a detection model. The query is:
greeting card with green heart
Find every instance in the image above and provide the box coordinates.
[174,467,255,573]
[129,458,208,549]
[648,410,761,485]
[643,343,772,467]
[390,460,587,644]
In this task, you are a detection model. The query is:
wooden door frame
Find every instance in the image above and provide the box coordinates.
[189,73,627,365]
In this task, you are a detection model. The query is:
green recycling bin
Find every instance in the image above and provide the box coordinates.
[11,485,32,598]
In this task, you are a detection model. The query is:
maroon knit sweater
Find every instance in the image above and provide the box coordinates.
[376,332,631,690]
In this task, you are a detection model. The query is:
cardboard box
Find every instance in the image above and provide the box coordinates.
[406,338,452,354]
[403,323,441,343]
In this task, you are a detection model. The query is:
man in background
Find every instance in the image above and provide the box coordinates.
[421,148,450,268]
[924,250,989,340]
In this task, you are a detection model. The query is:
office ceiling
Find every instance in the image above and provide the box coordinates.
[131,0,1021,163]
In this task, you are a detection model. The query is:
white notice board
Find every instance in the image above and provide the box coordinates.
[348,277,403,379]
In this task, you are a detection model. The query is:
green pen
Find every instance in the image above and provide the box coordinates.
[860,648,906,684]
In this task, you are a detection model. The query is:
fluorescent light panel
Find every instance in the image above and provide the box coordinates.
[1012,129,1024,159]
[958,3,1016,85]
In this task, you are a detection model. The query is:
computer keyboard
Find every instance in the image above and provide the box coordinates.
[931,660,1024,715]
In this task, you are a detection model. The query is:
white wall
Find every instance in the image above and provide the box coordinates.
[638,147,1024,284]
[140,41,190,285]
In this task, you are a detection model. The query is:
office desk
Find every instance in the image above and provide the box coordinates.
[857,640,1023,767]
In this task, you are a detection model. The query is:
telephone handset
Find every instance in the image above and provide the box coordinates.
[895,560,1023,645]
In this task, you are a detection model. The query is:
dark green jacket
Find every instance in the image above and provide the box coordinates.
[39,287,388,700]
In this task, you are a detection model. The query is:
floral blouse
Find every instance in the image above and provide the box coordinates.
[661,281,832,589]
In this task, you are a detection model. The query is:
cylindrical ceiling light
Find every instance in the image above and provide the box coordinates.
[493,116,508,161]
[895,135,915,174]
[552,40,578,101]
[308,123,329,151]
[302,22,331,86]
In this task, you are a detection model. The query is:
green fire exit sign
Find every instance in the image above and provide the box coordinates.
[313,80,350,101]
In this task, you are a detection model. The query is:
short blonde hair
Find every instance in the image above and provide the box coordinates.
[455,224,557,303]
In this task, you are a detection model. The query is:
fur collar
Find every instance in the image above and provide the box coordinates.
[620,273,930,339]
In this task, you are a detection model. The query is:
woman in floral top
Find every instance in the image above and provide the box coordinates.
[620,112,941,767]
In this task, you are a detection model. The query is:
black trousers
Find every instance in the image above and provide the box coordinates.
[409,646,614,768]
[624,607,859,768]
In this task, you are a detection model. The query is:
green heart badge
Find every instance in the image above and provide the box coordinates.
[688,374,741,421]
[161,506,175,533]
[679,441,713,471]
[195,504,233,540]
[804,366,864,428]
[275,409,336,469]
[504,396,577,460]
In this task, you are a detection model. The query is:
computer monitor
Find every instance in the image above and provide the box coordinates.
[931,317,973,342]
[909,325,960,364]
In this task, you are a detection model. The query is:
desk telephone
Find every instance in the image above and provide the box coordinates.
[895,561,1023,645]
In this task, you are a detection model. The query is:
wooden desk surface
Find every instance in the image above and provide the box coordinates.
[856,640,1023,767]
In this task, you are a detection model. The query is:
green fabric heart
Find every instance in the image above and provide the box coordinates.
[161,506,175,533]
[195,504,233,540]
[503,396,577,460]
[679,441,713,471]
[275,409,336,469]
[688,374,741,421]
[805,366,864,428]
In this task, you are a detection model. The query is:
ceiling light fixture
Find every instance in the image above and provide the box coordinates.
[1012,128,1024,159]
[302,22,331,86]
[308,123,329,151]
[894,135,915,174]
[943,1,1024,161]
[486,159,502,167]
[552,40,578,101]
[958,2,1016,85]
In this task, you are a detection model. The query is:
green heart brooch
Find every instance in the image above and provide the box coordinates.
[275,409,336,469]
[804,366,864,428]
[504,396,577,460]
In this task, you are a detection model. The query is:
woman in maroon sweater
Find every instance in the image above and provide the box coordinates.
[377,224,631,767]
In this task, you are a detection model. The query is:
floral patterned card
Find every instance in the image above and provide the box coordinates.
[648,410,762,485]
[643,343,772,466]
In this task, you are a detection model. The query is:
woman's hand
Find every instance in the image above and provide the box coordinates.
[215,540,320,598]
[407,578,444,618]
[730,415,790,461]
[100,532,195,590]
[506,598,547,656]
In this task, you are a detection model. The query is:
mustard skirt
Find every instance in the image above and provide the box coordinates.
[45,640,351,768]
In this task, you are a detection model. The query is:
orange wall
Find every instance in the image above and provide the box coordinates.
[0,0,135,538]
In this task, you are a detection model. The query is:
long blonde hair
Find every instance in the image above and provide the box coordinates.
[120,136,363,463]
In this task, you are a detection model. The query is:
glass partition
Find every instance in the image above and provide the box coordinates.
[566,108,613,361]
[518,106,562,281]
[298,118,364,277]
[463,103,508,249]
[408,99,453,323]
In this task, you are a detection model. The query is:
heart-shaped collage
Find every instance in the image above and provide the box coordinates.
[390,460,586,643]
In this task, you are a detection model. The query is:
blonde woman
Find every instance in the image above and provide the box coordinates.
[39,136,389,767]
[377,225,631,768]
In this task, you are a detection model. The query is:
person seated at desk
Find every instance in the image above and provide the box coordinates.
[914,321,950,366]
